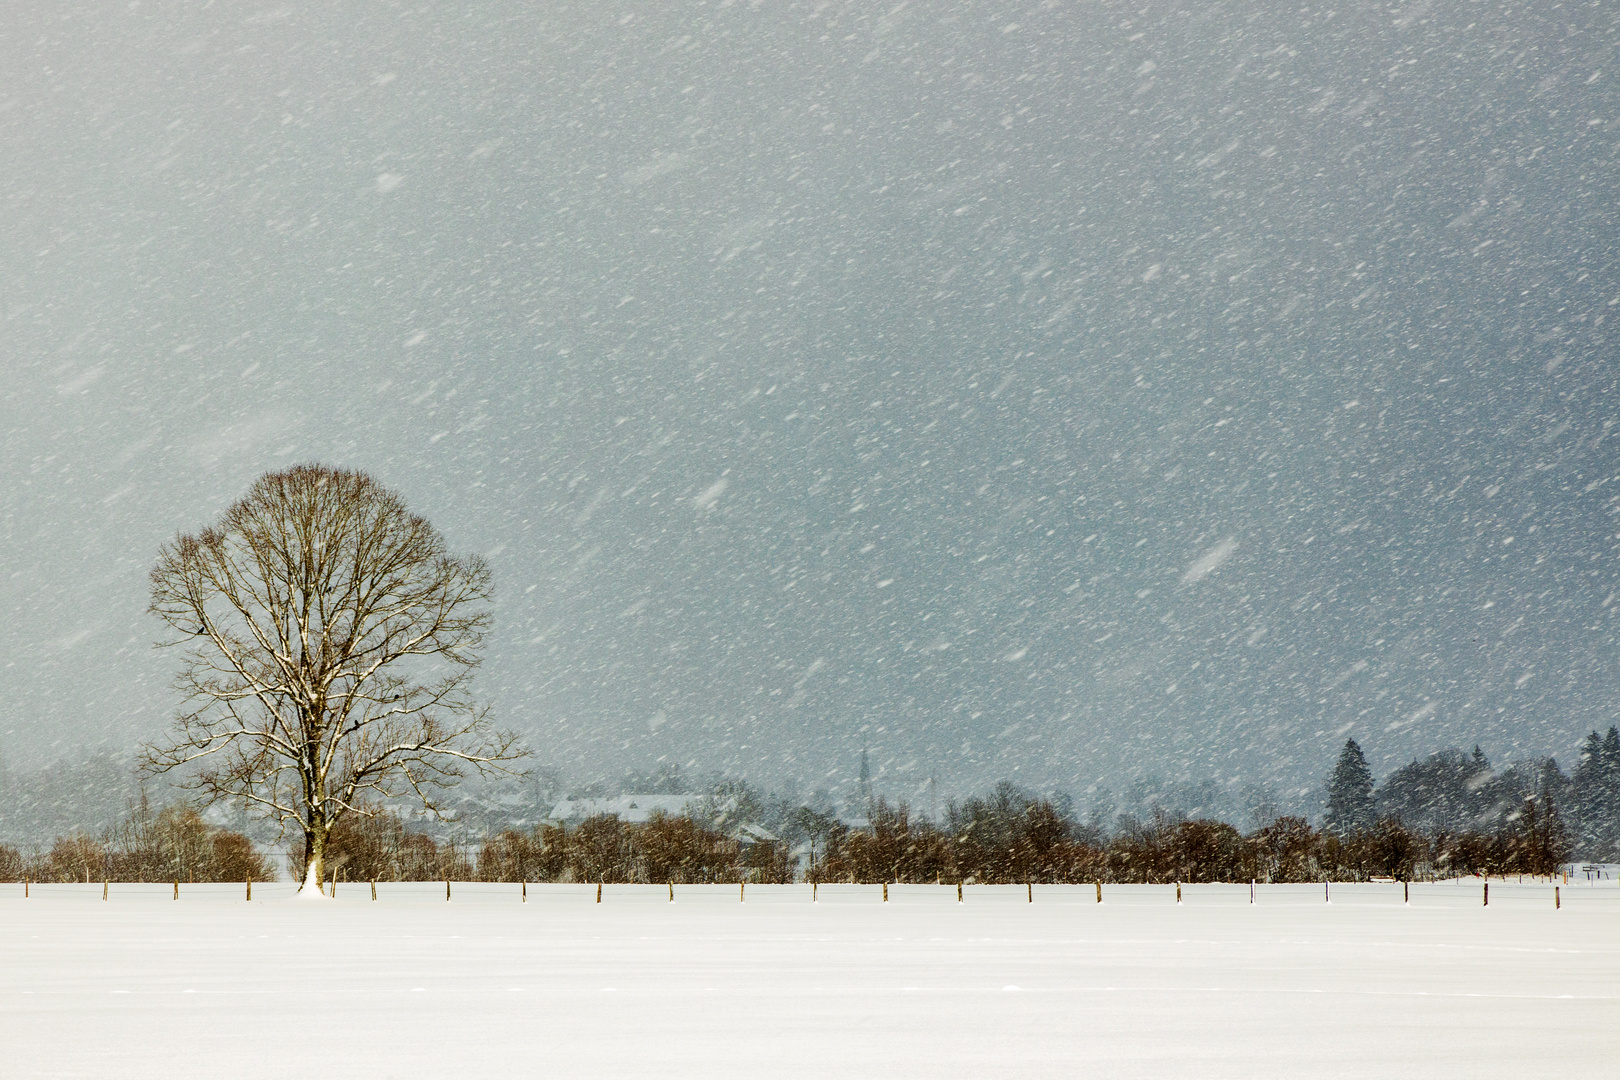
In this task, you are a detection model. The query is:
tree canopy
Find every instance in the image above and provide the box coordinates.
[144,464,525,891]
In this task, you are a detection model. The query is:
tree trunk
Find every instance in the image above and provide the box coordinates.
[301,825,328,893]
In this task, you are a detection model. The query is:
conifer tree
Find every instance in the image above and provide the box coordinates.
[1596,727,1620,858]
[1571,731,1606,855]
[1324,738,1376,834]
[1570,728,1620,859]
[1507,758,1572,875]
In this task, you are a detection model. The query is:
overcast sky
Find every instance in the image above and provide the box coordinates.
[3,1,1617,805]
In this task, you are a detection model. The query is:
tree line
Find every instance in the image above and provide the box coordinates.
[286,758,1598,886]
[5,731,1617,886]
[807,795,1567,885]
[0,797,277,884]
[0,787,1593,888]
[356,785,1572,886]
[1325,729,1620,862]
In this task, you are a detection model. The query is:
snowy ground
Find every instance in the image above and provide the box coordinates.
[3,879,1615,1079]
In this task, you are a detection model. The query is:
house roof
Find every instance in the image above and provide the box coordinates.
[546,795,694,824]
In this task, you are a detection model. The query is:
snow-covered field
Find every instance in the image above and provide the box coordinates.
[3,879,1614,1078]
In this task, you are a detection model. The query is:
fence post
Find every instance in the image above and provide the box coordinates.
[1483,881,1488,907]
[1095,881,1102,904]
[446,879,451,902]
[667,882,673,903]
[1027,882,1032,903]
[245,878,251,902]
[596,882,602,904]
[174,879,179,901]
[24,878,28,899]
[1555,886,1560,910]
[1249,879,1254,904]
[523,880,528,903]
[104,879,109,901]
[959,881,964,904]
[882,882,888,903]
[1324,881,1330,903]
[813,881,818,903]
[1175,881,1182,904]
[1404,880,1409,905]
[371,880,377,901]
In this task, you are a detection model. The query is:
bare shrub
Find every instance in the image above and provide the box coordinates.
[638,813,737,884]
[0,844,22,882]
[45,834,108,883]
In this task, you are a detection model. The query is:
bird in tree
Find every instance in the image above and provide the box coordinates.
[143,464,527,893]
[1324,737,1376,834]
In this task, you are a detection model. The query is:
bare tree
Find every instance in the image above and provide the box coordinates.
[144,464,524,892]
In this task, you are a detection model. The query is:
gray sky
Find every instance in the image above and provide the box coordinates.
[3,1,1617,804]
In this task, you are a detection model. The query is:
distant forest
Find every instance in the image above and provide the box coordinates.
[2,728,1617,885]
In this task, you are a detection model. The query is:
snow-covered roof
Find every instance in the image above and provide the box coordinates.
[546,795,694,824]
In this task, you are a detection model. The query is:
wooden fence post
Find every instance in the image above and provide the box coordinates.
[596,882,602,904]
[882,882,888,903]
[371,880,377,901]
[1175,881,1181,904]
[958,881,964,904]
[1249,879,1255,904]
[740,881,745,903]
[1404,881,1409,905]
[104,879,109,901]
[813,881,818,903]
[1555,886,1560,910]
[174,879,179,901]
[1483,881,1489,907]
[523,880,528,903]
[667,882,673,903]
[24,878,28,898]
[446,879,451,902]
[1027,882,1032,903]
[245,878,251,902]
[1324,881,1330,903]
[1095,881,1101,903]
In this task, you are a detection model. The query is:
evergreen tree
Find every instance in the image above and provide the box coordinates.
[1597,727,1620,858]
[1571,731,1605,855]
[1377,747,1493,834]
[1572,730,1604,787]
[1570,728,1620,859]
[1517,759,1571,875]
[1324,738,1376,834]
